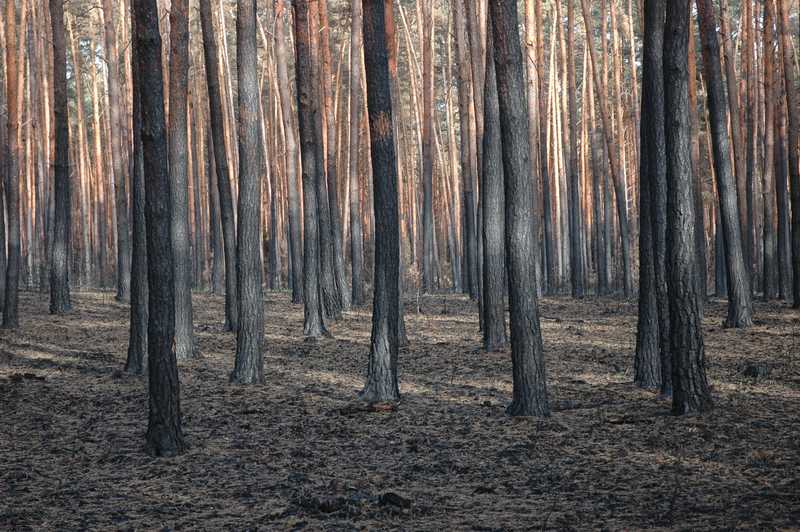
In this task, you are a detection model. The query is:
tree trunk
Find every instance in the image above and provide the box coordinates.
[664,0,713,415]
[776,0,800,308]
[762,0,778,300]
[481,21,506,353]
[696,0,754,328]
[349,0,365,306]
[296,0,329,339]
[275,0,303,304]
[48,0,70,314]
[634,0,665,391]
[231,0,265,384]
[775,70,792,300]
[2,0,21,329]
[102,0,131,302]
[490,0,550,417]
[420,0,435,294]
[567,0,585,298]
[168,0,195,358]
[359,0,400,404]
[126,5,147,375]
[134,0,186,457]
[200,0,238,331]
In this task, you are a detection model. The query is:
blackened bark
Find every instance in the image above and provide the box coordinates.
[48,0,71,314]
[696,0,753,327]
[481,21,506,353]
[2,0,20,329]
[360,0,400,403]
[127,9,147,375]
[295,0,329,339]
[134,0,186,456]
[776,0,800,308]
[490,0,549,417]
[200,0,238,331]
[634,0,665,391]
[664,1,713,415]
[169,0,195,358]
[207,128,225,296]
[231,0,265,384]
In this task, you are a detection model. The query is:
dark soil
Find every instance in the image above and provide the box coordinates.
[1,290,798,530]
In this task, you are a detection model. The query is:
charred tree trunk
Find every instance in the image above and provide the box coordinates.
[490,0,550,417]
[481,19,506,353]
[566,0,585,298]
[634,0,665,391]
[664,0,713,415]
[231,0,265,384]
[696,0,753,327]
[359,0,400,403]
[48,0,70,314]
[200,0,238,331]
[295,0,329,339]
[776,0,800,308]
[126,6,147,375]
[134,0,186,456]
[168,0,195,358]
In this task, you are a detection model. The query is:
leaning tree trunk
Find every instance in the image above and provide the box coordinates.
[776,0,800,308]
[359,0,400,404]
[696,0,753,328]
[231,0,265,385]
[48,0,71,314]
[2,0,21,329]
[275,0,303,304]
[664,0,713,415]
[134,0,186,457]
[126,5,147,375]
[295,0,329,339]
[480,22,506,353]
[168,0,195,359]
[200,0,238,331]
[490,0,550,418]
[634,0,665,391]
[102,0,131,302]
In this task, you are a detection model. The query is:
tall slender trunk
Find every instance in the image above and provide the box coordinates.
[481,20,506,353]
[349,0,365,306]
[776,0,800,308]
[48,0,70,314]
[634,0,665,391]
[200,0,238,331]
[696,0,753,328]
[168,0,195,358]
[102,0,131,301]
[231,0,264,384]
[295,0,329,339]
[3,0,21,328]
[490,0,550,418]
[762,0,778,300]
[134,0,186,457]
[664,0,713,415]
[274,1,303,304]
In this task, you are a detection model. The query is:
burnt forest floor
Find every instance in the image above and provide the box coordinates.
[1,289,799,530]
